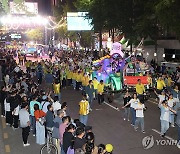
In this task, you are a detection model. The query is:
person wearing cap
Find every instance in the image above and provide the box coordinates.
[105,144,113,154]
[135,79,145,104]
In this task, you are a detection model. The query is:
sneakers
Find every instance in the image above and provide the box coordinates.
[89,108,93,112]
[123,118,126,121]
[160,133,165,138]
[171,124,175,128]
[23,143,30,147]
[134,128,138,131]
[33,134,35,137]
[177,143,180,149]
[131,124,134,126]
[142,130,146,133]
[127,119,130,121]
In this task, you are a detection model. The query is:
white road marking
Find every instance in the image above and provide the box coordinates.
[103,101,120,111]
[152,129,175,140]
[95,109,103,111]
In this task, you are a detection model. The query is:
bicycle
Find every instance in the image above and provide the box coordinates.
[40,129,58,154]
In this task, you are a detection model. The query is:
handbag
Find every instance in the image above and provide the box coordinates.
[38,110,46,126]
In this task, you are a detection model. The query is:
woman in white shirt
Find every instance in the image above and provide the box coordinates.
[122,93,139,126]
[52,96,61,116]
[167,94,176,127]
[134,101,146,133]
[159,100,176,137]
[154,90,166,105]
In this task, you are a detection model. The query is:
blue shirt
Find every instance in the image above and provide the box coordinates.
[52,116,62,139]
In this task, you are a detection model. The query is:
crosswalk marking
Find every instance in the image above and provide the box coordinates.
[152,129,175,140]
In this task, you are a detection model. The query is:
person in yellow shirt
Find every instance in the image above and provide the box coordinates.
[76,71,82,90]
[97,80,105,105]
[66,70,72,86]
[135,79,145,103]
[156,77,166,94]
[72,70,77,90]
[166,76,173,91]
[93,77,99,99]
[79,94,89,125]
[53,79,61,102]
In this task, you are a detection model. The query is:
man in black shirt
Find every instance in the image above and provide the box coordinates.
[74,127,86,150]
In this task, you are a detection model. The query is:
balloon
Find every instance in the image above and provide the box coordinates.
[106,144,113,152]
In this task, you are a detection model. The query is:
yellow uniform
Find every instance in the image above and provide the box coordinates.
[167,77,173,87]
[79,100,89,115]
[93,80,99,90]
[76,73,81,82]
[25,61,30,68]
[135,83,145,95]
[72,72,76,80]
[53,83,60,94]
[66,71,72,79]
[97,83,105,94]
[157,79,166,90]
[84,76,90,86]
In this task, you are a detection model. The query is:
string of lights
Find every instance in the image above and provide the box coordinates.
[0,15,66,30]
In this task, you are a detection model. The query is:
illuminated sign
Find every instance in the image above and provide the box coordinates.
[67,12,93,31]
[10,2,38,15]
[10,34,21,39]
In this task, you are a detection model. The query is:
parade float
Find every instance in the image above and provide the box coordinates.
[92,42,150,91]
[92,42,125,91]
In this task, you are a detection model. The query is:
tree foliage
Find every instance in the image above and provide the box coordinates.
[26,28,43,42]
[75,0,180,44]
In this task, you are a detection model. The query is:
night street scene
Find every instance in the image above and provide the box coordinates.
[0,0,180,154]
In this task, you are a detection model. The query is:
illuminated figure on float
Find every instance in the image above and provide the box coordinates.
[92,42,125,91]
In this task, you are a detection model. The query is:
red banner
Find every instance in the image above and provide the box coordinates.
[124,76,148,86]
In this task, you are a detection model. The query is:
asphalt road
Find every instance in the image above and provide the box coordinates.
[0,86,180,154]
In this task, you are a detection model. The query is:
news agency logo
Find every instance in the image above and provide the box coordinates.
[142,135,179,149]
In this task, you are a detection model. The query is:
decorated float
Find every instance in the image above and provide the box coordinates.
[92,42,125,91]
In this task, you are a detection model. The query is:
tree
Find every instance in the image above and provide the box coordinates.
[155,0,180,39]
[26,28,43,42]
[75,0,106,54]
[80,31,92,48]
